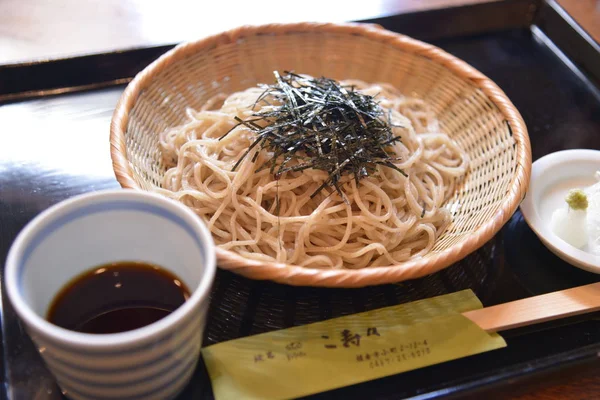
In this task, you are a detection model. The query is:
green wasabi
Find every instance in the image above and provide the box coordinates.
[565,189,588,211]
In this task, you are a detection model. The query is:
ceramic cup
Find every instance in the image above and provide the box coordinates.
[5,189,216,400]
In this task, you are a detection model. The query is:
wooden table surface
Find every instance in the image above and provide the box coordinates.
[1,0,599,399]
[557,0,600,43]
[0,0,492,65]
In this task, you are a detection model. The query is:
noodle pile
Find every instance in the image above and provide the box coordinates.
[156,78,469,269]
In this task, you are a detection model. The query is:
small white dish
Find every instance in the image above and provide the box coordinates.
[520,149,600,274]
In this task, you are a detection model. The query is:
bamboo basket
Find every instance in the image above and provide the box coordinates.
[110,22,531,287]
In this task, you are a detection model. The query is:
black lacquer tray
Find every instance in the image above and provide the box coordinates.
[1,1,599,399]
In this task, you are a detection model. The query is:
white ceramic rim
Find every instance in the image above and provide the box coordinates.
[5,189,217,349]
[520,149,600,274]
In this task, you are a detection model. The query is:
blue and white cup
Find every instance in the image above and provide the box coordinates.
[5,189,216,400]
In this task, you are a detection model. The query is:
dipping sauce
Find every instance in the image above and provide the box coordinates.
[47,261,190,334]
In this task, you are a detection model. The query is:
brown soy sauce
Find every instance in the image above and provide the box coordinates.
[47,261,190,334]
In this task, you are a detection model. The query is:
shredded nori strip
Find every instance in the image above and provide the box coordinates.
[220,71,406,202]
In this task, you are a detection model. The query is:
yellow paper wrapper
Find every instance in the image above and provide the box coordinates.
[202,289,505,400]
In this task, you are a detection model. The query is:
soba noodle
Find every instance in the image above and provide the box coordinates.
[155,79,469,269]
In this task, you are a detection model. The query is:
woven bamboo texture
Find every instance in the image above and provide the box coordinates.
[110,22,531,287]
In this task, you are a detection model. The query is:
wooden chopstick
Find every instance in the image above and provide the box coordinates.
[462,282,600,333]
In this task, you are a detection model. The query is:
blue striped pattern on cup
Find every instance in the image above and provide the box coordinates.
[27,307,205,400]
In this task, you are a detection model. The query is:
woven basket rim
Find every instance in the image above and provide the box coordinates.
[109,21,531,288]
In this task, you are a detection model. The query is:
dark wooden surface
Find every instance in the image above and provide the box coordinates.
[490,362,600,400]
[459,361,600,400]
[1,1,599,399]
